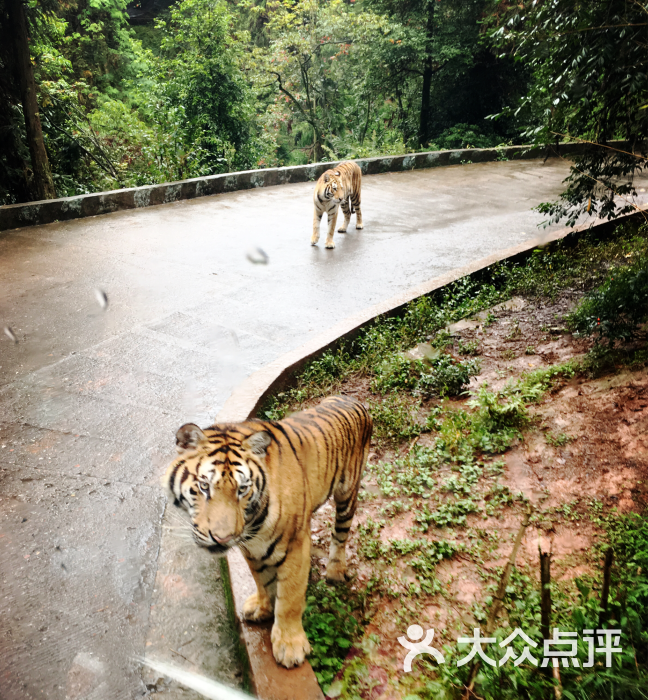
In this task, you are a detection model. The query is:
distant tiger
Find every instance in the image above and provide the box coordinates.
[163,396,372,669]
[311,160,363,249]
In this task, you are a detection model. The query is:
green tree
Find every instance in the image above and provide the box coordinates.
[493,0,648,225]
[1,0,57,201]
[152,0,261,176]
[252,0,405,163]
[366,0,487,147]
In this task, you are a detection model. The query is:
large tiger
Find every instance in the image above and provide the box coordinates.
[311,160,363,249]
[164,395,372,668]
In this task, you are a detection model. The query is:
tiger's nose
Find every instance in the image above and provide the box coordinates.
[212,532,233,544]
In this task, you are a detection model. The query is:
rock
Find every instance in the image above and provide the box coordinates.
[401,342,441,365]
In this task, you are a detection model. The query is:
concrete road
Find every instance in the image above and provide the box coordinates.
[0,159,644,699]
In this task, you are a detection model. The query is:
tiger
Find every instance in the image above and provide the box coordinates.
[311,160,363,249]
[163,395,372,669]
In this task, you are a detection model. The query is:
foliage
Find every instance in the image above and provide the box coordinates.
[151,0,262,176]
[568,252,648,342]
[372,353,480,398]
[303,578,361,690]
[493,0,648,225]
[1,0,530,201]
[369,394,423,445]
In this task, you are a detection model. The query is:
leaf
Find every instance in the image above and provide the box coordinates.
[325,680,344,698]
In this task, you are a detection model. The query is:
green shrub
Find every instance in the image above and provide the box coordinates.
[372,354,480,398]
[303,579,361,690]
[369,394,423,444]
[568,255,648,341]
[416,355,480,398]
[468,386,528,453]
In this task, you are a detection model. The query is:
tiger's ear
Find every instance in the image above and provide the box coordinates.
[175,423,208,453]
[323,173,331,182]
[243,431,272,457]
[334,171,340,176]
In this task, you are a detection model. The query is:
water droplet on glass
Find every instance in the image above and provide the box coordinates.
[245,247,269,265]
[4,326,18,344]
[94,289,109,310]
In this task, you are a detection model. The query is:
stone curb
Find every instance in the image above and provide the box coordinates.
[0,142,591,232]
[215,207,646,700]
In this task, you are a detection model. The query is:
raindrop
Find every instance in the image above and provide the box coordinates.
[245,247,269,265]
[94,288,109,310]
[4,326,18,344]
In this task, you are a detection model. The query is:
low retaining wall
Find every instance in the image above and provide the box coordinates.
[215,208,645,700]
[0,142,589,232]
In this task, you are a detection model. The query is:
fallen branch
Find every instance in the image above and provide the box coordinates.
[462,508,532,699]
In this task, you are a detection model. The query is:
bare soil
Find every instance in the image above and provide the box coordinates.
[309,293,648,700]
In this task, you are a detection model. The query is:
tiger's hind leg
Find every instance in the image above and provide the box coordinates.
[327,469,364,582]
[327,487,358,582]
[338,200,351,232]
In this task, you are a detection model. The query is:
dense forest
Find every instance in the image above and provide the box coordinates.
[1,0,647,221]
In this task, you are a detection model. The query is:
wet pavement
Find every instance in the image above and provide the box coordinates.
[1,159,646,699]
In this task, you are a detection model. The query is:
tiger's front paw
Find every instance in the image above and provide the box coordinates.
[356,223,364,230]
[271,624,311,668]
[326,559,346,582]
[311,234,319,246]
[325,239,336,249]
[337,226,347,233]
[243,592,273,622]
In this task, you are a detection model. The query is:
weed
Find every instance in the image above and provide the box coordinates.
[508,360,579,401]
[484,482,523,516]
[369,394,423,445]
[430,329,454,349]
[525,345,536,355]
[457,338,480,355]
[581,341,648,378]
[545,431,574,447]
[379,500,405,518]
[416,355,480,398]
[468,386,528,453]
[371,445,443,498]
[372,353,479,398]
[482,311,497,328]
[303,578,362,689]
[415,498,480,530]
[568,249,648,341]
[505,319,522,339]
[410,540,461,592]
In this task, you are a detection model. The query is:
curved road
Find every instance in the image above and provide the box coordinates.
[0,159,643,698]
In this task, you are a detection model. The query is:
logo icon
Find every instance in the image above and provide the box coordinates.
[397,625,445,672]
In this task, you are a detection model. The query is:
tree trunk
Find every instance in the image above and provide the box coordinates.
[7,0,56,200]
[313,129,323,162]
[418,0,435,148]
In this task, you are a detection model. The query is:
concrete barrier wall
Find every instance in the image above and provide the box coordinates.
[0,142,590,232]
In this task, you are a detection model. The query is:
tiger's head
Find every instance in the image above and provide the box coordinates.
[167,423,271,554]
[321,170,343,202]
